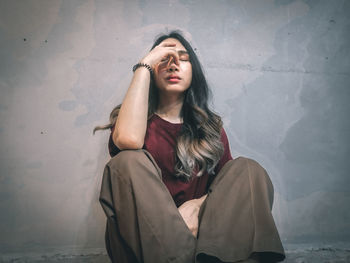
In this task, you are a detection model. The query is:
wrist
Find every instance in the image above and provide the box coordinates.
[139,56,155,67]
[132,62,153,75]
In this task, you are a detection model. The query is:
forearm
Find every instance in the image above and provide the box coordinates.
[113,42,180,149]
[113,67,150,149]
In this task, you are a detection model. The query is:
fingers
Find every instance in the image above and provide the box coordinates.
[192,228,198,237]
[141,43,179,69]
[166,56,175,68]
[156,42,179,64]
[161,48,179,66]
[159,42,176,47]
[166,56,173,68]
[191,224,198,237]
[171,52,180,66]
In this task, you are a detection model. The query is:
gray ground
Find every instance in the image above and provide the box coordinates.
[1,248,350,263]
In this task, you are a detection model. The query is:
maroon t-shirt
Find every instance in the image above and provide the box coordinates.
[108,114,233,207]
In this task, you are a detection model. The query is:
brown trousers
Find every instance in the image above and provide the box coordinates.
[99,149,285,263]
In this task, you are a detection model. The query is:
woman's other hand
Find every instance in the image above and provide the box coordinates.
[177,194,208,237]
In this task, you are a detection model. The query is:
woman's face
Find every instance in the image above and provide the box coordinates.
[154,38,192,95]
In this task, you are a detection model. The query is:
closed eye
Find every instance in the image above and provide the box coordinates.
[179,55,190,61]
[178,50,189,61]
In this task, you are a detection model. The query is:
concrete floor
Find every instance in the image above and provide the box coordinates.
[1,248,350,263]
[285,248,350,263]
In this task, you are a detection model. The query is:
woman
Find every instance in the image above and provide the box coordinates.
[95,31,285,263]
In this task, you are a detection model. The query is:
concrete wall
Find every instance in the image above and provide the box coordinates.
[1,0,349,258]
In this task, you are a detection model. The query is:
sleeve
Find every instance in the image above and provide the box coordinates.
[108,123,121,157]
[214,127,233,175]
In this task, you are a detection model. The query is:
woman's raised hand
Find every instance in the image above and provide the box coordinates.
[140,42,180,71]
[113,40,183,150]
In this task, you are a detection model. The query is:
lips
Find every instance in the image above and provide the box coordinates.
[166,74,181,80]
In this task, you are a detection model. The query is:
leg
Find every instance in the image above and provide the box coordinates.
[195,157,285,263]
[104,217,138,263]
[99,149,196,263]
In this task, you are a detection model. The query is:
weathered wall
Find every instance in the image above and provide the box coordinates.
[0,0,349,258]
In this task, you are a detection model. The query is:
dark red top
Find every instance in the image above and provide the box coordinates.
[108,114,233,207]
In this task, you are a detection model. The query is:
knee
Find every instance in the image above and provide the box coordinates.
[235,156,264,170]
[235,156,262,168]
[234,156,273,187]
[107,149,147,171]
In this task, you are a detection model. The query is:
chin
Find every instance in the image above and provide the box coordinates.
[161,86,189,94]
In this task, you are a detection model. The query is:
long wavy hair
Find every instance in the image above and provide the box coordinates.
[94,30,224,180]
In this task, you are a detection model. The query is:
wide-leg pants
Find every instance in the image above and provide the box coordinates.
[99,149,285,263]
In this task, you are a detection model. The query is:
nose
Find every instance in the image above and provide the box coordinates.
[166,57,179,72]
[167,65,178,72]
